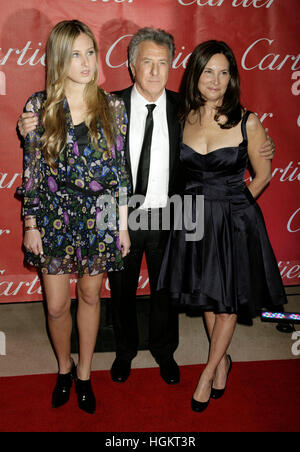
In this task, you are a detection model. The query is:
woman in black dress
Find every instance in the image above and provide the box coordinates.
[158,41,287,412]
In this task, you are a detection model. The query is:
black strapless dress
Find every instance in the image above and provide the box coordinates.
[157,111,287,324]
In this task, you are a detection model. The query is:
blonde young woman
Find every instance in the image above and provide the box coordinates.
[17,20,131,415]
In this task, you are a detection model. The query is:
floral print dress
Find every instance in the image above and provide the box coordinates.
[17,90,131,277]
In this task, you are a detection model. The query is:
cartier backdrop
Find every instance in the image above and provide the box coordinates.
[0,0,299,302]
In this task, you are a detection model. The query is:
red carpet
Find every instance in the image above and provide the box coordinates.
[0,359,299,432]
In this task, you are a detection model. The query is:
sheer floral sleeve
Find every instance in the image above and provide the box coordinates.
[108,93,131,206]
[17,91,46,217]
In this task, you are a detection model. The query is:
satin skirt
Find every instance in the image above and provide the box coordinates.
[157,186,287,325]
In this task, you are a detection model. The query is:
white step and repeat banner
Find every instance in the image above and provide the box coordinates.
[0,0,299,302]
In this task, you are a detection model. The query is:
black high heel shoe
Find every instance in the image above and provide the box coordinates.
[75,371,96,415]
[211,355,232,400]
[52,358,76,409]
[191,380,212,413]
[191,396,211,413]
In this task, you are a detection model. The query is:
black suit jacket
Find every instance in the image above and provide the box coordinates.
[113,86,182,197]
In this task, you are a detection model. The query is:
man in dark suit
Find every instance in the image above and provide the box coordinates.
[108,28,182,385]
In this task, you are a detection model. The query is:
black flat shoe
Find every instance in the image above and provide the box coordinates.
[211,355,232,400]
[52,359,76,409]
[191,396,210,413]
[75,376,96,415]
[159,358,180,385]
[110,358,131,383]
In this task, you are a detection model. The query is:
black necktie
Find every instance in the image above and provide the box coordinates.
[135,104,156,196]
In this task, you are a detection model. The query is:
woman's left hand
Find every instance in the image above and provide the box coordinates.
[119,229,131,258]
[259,129,275,160]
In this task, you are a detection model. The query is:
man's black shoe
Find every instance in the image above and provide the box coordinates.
[159,358,180,385]
[110,358,131,383]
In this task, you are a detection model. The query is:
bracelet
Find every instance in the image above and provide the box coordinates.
[24,226,39,232]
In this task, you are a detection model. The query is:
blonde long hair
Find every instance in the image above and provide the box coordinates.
[41,20,115,168]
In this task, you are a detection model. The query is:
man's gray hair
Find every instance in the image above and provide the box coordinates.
[128,27,175,66]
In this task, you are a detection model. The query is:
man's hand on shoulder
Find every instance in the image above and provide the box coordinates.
[17,112,38,138]
[259,127,275,161]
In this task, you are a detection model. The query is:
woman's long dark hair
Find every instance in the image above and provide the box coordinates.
[180,40,243,129]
